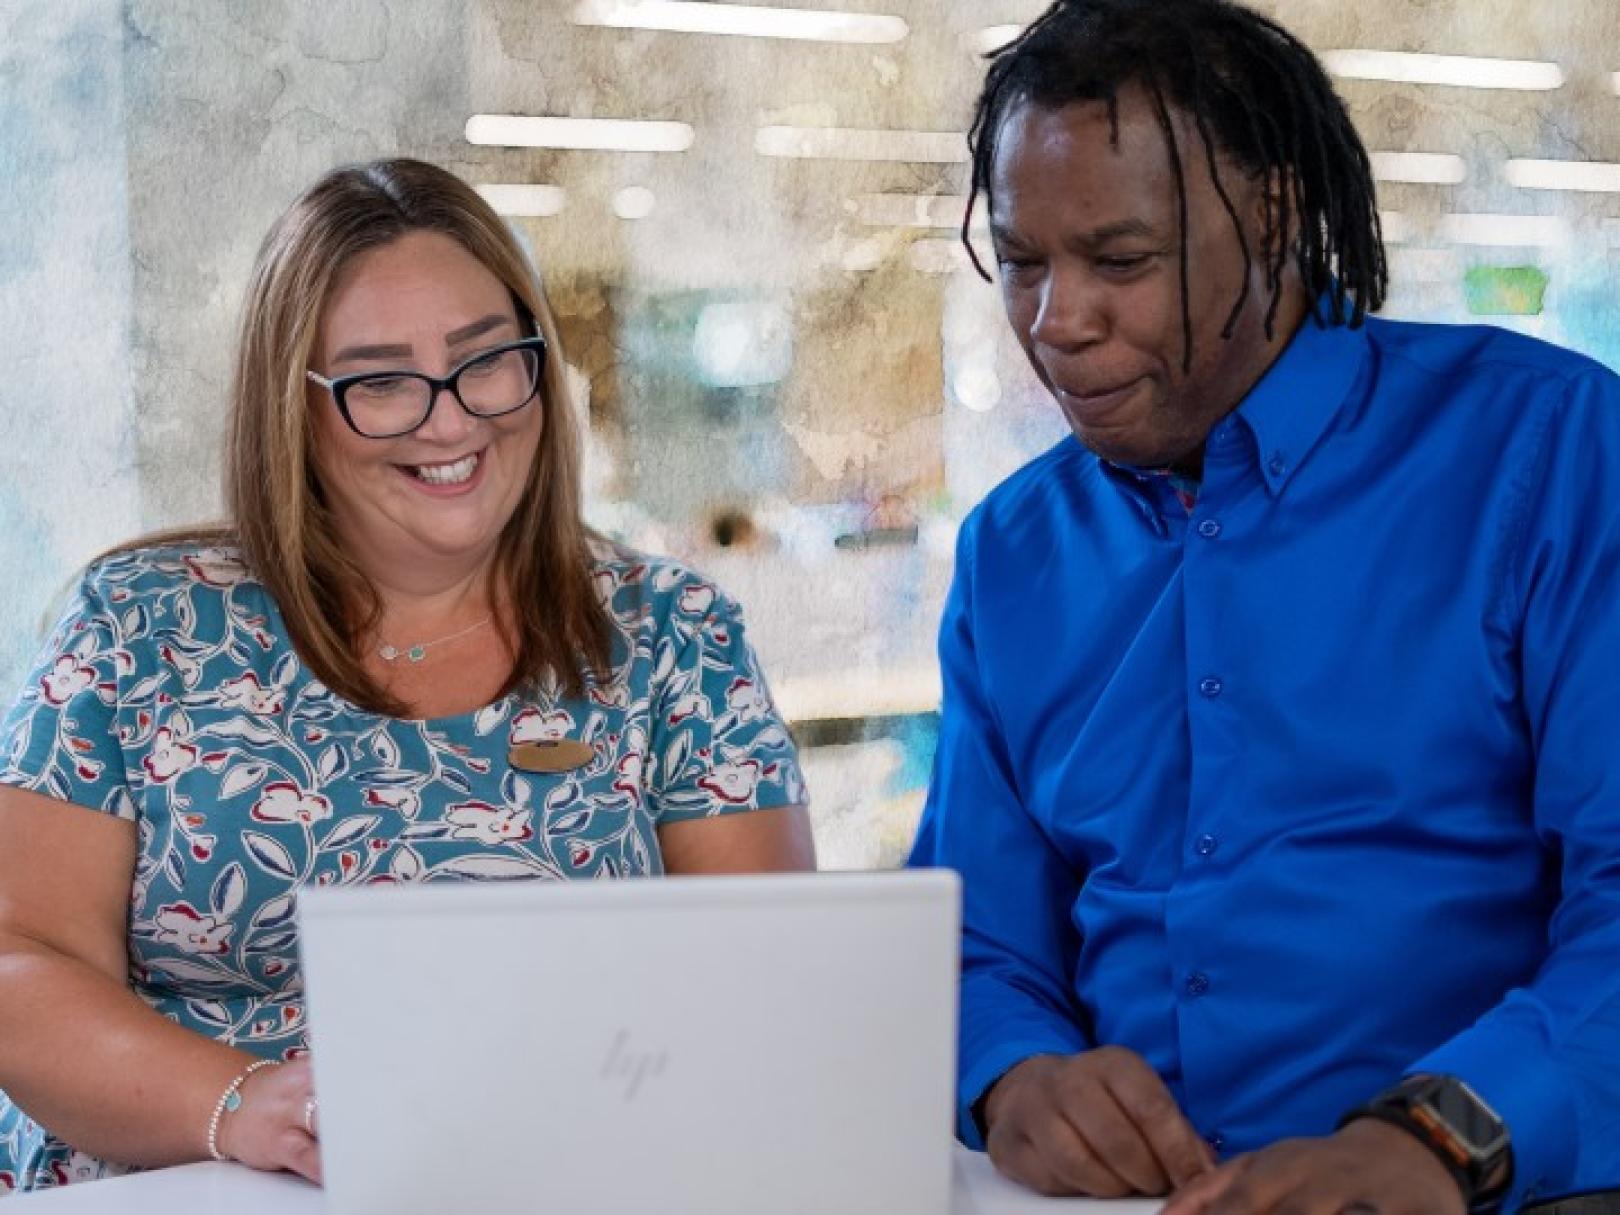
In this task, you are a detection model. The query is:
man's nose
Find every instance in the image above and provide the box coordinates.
[1030,270,1108,353]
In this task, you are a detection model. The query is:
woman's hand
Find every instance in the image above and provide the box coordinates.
[214,1057,322,1184]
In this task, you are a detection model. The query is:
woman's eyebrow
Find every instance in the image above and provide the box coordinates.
[444,314,515,347]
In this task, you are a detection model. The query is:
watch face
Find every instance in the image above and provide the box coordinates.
[1429,1079,1510,1160]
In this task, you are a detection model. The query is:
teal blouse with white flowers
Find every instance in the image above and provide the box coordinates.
[0,542,806,1194]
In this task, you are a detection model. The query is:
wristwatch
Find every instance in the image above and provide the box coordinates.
[1340,1073,1513,1213]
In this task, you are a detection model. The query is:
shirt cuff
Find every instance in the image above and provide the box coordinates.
[958,1033,1087,1150]
[1411,1026,1578,1211]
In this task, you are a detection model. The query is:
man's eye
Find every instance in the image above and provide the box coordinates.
[1098,254,1151,272]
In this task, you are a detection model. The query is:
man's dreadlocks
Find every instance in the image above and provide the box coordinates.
[963,0,1388,370]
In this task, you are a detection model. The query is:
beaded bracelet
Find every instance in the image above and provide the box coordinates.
[206,1058,281,1162]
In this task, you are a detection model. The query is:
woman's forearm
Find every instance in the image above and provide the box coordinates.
[0,934,255,1167]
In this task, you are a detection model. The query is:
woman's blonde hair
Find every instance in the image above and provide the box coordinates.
[146,158,612,713]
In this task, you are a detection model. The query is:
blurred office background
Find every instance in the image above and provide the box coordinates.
[4,0,1619,867]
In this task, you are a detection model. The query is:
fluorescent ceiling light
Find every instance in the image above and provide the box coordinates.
[757,126,966,162]
[612,186,657,220]
[1369,151,1466,185]
[1504,158,1620,193]
[974,24,1021,54]
[1322,50,1563,91]
[1438,213,1572,247]
[465,115,695,152]
[856,193,969,228]
[474,184,566,217]
[573,0,906,43]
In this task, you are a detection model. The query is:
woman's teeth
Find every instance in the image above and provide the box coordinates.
[412,454,479,485]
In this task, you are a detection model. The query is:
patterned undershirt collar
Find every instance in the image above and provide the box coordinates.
[1138,466,1202,513]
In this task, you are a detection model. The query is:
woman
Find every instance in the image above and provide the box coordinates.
[0,159,814,1194]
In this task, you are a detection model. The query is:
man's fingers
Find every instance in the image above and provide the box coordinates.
[1162,1158,1248,1215]
[1059,1084,1171,1195]
[1101,1053,1217,1185]
[1203,1154,1310,1215]
[1017,1120,1136,1199]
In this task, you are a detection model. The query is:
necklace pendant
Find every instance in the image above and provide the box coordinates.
[407,645,427,663]
[378,644,400,661]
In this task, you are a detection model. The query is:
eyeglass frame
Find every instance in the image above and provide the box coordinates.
[304,335,549,439]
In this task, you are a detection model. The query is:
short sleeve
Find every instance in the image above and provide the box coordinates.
[0,569,138,820]
[646,590,807,825]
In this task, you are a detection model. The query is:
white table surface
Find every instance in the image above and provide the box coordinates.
[12,1144,1161,1212]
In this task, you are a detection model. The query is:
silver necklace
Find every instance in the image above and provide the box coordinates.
[377,615,492,664]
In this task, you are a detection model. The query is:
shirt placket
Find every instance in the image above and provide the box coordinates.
[1163,413,1250,1154]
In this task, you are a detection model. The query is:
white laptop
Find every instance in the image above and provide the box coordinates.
[298,870,961,1215]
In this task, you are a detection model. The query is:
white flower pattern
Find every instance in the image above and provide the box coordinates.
[0,543,805,1192]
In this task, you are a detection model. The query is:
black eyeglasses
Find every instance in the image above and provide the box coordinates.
[305,336,548,439]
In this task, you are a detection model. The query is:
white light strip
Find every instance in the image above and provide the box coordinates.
[775,666,941,721]
[1505,158,1620,193]
[757,126,966,162]
[1612,71,1620,96]
[1438,213,1572,247]
[1379,210,1414,245]
[474,184,567,217]
[572,0,907,43]
[1322,50,1563,91]
[1369,151,1466,185]
[857,193,969,228]
[465,115,695,152]
[975,24,1021,54]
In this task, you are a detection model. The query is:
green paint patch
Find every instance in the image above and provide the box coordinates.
[1464,266,1548,316]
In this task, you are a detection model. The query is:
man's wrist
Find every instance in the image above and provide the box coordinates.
[1339,1074,1513,1213]
[1342,1109,1475,1205]
[975,1054,1051,1141]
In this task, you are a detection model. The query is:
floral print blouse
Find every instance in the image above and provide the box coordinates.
[0,543,806,1194]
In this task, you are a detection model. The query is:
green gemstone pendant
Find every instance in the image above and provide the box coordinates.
[224,1091,243,1112]
[407,645,427,662]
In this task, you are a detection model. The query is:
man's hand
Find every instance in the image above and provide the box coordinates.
[1161,1117,1466,1215]
[982,1047,1216,1197]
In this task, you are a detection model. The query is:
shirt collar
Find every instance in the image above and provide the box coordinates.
[1232,305,1370,496]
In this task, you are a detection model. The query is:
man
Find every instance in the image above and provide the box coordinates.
[908,1,1620,1212]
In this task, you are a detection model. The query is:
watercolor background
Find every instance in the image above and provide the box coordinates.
[4,0,1619,866]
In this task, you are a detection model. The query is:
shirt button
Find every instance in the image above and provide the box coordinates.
[1205,1132,1226,1154]
[1194,834,1219,857]
[1267,451,1288,477]
[1198,677,1223,699]
[1196,518,1222,539]
[1185,971,1211,997]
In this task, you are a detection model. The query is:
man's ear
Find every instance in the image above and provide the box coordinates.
[1250,168,1294,267]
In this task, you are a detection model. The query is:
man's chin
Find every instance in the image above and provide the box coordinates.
[1070,428,1172,470]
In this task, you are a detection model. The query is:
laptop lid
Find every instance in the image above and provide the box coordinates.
[298,870,961,1215]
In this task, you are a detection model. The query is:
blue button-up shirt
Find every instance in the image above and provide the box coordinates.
[909,312,1620,1208]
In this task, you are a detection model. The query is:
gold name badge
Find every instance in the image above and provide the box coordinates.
[507,740,594,774]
